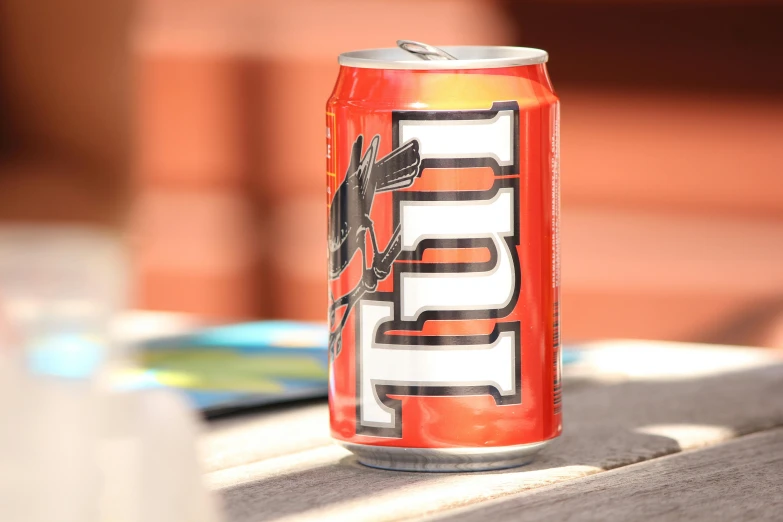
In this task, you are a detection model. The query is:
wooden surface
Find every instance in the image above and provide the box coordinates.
[434,428,783,522]
[201,342,783,522]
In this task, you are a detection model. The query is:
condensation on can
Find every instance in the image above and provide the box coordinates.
[326,45,561,471]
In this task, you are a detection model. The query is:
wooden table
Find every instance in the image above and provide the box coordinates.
[201,341,783,521]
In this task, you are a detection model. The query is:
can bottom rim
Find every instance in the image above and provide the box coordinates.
[337,438,556,472]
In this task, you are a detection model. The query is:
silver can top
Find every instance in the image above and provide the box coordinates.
[338,45,548,70]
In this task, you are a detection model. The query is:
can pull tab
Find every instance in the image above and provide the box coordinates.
[397,40,457,61]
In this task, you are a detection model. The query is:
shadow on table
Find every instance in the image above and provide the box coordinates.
[204,397,328,421]
[217,364,783,521]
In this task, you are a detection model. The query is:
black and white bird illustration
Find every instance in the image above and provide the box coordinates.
[327,134,421,358]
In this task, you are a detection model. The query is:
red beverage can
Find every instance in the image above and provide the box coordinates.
[326,42,561,471]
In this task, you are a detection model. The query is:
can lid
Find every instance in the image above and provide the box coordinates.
[338,45,548,70]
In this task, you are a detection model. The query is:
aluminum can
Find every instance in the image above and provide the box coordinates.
[326,43,561,471]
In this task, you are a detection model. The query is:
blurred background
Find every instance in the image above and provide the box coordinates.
[1,0,782,347]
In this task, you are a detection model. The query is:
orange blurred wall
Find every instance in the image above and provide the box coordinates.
[1,0,781,347]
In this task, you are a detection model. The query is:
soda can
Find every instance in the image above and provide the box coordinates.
[326,41,561,471]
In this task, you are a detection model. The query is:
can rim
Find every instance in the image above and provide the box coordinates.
[338,46,548,70]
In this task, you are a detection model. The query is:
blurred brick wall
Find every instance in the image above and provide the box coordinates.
[506,1,783,345]
[2,0,781,346]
